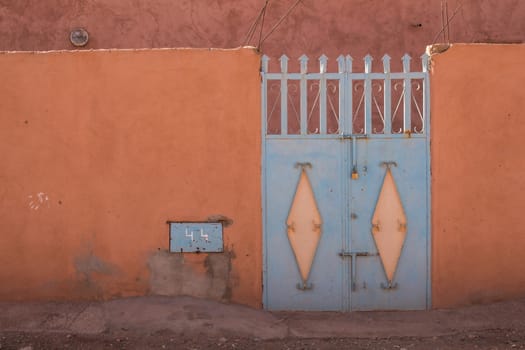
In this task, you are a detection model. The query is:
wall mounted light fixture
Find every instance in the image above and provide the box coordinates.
[69,28,89,47]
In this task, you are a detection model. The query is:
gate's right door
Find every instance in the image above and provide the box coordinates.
[348,138,429,310]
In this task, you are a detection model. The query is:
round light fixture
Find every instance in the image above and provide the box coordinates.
[70,28,89,47]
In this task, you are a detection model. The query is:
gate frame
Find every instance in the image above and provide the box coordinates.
[260,53,432,311]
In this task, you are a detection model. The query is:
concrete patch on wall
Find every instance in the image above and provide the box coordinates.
[148,248,236,302]
[74,251,119,299]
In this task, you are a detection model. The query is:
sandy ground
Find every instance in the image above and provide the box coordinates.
[0,296,524,349]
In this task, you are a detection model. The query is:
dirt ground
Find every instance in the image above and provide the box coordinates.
[0,296,524,349]
[1,329,525,349]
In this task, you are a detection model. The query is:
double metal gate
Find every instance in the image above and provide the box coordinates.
[262,53,430,311]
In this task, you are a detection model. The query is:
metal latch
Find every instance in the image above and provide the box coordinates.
[338,134,367,180]
[338,250,379,291]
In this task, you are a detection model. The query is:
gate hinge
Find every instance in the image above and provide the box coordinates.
[338,251,379,257]
[296,282,313,290]
[339,134,368,140]
[381,282,399,290]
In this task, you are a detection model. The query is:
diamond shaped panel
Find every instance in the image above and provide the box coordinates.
[371,168,407,283]
[286,169,323,283]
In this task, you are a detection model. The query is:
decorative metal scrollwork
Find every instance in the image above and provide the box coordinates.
[267,83,282,134]
[263,53,428,137]
[392,81,405,134]
[411,81,425,134]
[353,82,365,134]
[371,81,385,134]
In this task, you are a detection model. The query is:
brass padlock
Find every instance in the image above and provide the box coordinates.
[351,170,359,180]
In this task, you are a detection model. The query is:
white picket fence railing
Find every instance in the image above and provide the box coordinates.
[261,53,430,137]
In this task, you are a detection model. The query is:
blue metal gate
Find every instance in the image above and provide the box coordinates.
[262,53,430,311]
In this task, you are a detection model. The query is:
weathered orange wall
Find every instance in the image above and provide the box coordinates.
[431,44,525,308]
[0,48,262,307]
[1,0,523,70]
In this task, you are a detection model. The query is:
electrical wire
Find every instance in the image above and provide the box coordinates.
[259,0,303,47]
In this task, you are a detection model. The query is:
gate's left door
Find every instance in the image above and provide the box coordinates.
[264,138,344,310]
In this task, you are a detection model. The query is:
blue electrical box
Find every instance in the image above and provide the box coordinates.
[169,222,223,253]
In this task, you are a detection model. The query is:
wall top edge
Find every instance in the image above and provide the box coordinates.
[0,46,259,55]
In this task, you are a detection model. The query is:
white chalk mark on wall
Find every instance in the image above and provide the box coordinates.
[28,192,50,210]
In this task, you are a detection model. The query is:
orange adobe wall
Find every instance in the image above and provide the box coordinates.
[431,44,525,308]
[0,48,263,307]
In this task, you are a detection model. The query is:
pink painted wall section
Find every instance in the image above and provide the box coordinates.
[1,0,523,70]
[0,48,262,307]
[430,44,525,308]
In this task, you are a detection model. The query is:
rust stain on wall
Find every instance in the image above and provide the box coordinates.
[207,214,234,228]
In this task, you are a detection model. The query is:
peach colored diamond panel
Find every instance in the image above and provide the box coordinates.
[286,170,323,283]
[371,169,407,283]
